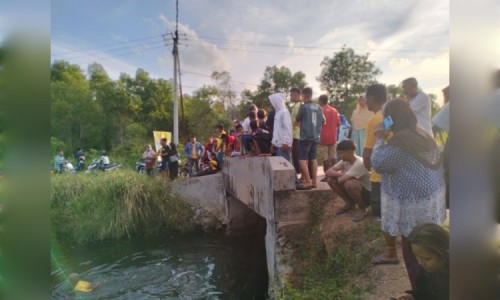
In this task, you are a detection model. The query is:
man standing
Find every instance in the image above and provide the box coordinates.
[159,138,170,176]
[74,148,85,172]
[268,92,311,190]
[402,77,434,137]
[296,87,325,188]
[318,94,341,178]
[363,84,388,218]
[184,135,204,176]
[290,87,302,174]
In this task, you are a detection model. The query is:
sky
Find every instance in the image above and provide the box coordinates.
[48,0,450,105]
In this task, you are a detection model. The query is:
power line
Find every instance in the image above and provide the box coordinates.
[51,34,164,56]
[181,69,259,86]
[53,44,166,65]
[51,39,166,61]
[185,33,448,53]
[181,42,443,60]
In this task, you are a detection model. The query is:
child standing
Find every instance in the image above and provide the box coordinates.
[395,223,449,300]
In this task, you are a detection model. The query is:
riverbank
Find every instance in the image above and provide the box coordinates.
[51,170,198,244]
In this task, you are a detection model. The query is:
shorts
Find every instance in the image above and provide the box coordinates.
[160,159,168,170]
[318,144,336,161]
[297,140,318,160]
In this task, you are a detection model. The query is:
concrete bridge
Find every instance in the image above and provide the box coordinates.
[172,156,332,298]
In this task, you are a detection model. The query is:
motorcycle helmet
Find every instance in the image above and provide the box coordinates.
[99,150,107,156]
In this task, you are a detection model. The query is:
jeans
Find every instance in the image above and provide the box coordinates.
[276,146,301,185]
[188,158,200,176]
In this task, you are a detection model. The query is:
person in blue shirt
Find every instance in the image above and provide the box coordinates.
[54,150,67,174]
[184,135,204,176]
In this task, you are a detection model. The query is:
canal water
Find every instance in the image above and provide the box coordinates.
[51,233,268,299]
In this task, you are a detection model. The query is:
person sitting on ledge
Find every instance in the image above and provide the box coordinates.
[325,139,372,222]
[247,120,272,156]
[194,152,220,176]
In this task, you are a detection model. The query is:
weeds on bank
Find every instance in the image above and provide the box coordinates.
[51,170,194,244]
[282,207,382,300]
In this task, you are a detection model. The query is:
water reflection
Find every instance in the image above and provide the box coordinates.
[52,233,268,299]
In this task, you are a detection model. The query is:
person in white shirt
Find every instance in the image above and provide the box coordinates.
[242,104,258,133]
[325,139,371,222]
[402,77,434,137]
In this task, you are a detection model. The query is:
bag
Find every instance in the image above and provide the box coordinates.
[169,153,179,162]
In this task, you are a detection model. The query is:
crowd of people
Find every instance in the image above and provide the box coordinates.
[201,78,449,299]
[53,77,451,298]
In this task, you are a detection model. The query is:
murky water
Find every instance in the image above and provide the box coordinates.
[51,233,268,299]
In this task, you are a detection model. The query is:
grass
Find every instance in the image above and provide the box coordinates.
[281,203,382,300]
[51,169,195,244]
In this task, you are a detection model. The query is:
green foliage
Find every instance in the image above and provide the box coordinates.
[318,46,381,116]
[282,219,381,299]
[248,65,308,110]
[51,170,194,244]
[387,84,404,99]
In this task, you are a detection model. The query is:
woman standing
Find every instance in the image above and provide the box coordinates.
[371,99,446,290]
[350,95,373,156]
[168,142,180,180]
[142,145,157,176]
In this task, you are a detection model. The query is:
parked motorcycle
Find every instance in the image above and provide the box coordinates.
[54,161,75,174]
[85,159,122,173]
[135,158,162,175]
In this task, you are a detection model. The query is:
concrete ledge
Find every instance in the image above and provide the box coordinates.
[171,173,226,223]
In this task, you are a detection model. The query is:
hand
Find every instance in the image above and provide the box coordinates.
[397,293,414,300]
[374,122,387,140]
[282,144,289,151]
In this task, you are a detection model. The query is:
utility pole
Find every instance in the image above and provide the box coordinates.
[163,0,186,144]
[172,29,179,144]
[172,0,180,144]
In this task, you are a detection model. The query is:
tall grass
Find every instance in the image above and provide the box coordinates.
[282,218,381,299]
[51,170,194,244]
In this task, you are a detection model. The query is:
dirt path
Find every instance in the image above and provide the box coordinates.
[316,167,411,299]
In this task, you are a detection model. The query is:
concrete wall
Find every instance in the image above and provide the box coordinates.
[173,156,334,299]
[171,173,226,223]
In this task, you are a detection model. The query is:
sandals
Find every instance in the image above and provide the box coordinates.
[352,211,369,222]
[334,206,354,215]
[371,254,400,265]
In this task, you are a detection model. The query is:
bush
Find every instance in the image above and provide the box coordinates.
[51,170,194,244]
[282,220,381,299]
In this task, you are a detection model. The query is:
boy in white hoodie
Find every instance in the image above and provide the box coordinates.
[268,93,311,190]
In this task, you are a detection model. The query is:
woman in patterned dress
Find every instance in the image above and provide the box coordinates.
[371,99,446,290]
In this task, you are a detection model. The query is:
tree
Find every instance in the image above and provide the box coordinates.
[387,84,403,99]
[211,71,236,109]
[318,46,381,116]
[250,65,308,111]
[429,93,441,117]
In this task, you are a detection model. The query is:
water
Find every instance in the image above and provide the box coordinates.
[51,233,268,299]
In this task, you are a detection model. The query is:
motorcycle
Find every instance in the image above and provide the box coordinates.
[85,159,122,173]
[54,161,75,173]
[135,158,163,175]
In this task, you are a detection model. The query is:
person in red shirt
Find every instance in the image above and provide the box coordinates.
[318,94,341,176]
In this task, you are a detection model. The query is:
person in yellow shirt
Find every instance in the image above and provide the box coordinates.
[363,84,398,266]
[363,84,388,219]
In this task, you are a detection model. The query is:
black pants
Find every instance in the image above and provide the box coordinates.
[370,181,381,217]
[291,139,301,173]
[169,161,178,180]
